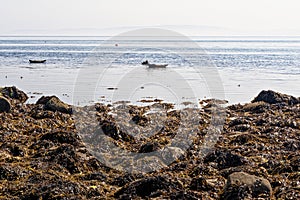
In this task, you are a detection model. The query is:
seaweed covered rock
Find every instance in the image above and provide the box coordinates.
[252,90,299,105]
[114,176,182,199]
[0,86,28,104]
[204,150,246,170]
[221,172,272,199]
[0,96,11,112]
[36,95,72,114]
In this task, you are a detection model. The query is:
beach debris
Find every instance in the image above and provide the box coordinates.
[0,96,11,112]
[36,95,72,114]
[221,172,272,199]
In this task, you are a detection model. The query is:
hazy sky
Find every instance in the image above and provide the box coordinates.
[1,0,300,35]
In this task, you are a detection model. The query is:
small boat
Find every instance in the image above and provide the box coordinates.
[142,60,168,68]
[29,59,46,63]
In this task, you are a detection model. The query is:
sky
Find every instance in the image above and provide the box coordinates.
[1,0,300,35]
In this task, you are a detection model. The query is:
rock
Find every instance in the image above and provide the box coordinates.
[252,90,299,105]
[242,101,270,113]
[0,96,11,112]
[36,96,72,114]
[40,131,80,146]
[139,142,160,153]
[189,176,214,191]
[221,172,272,199]
[204,150,246,170]
[114,176,182,199]
[0,86,28,104]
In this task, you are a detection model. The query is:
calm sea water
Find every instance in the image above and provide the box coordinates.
[0,36,299,105]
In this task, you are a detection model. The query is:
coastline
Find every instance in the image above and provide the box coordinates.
[0,86,299,199]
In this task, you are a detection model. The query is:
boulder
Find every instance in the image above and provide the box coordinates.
[36,96,72,114]
[0,96,11,112]
[252,90,299,105]
[114,176,182,199]
[221,172,272,199]
[0,86,28,104]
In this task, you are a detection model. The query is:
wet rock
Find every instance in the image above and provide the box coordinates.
[9,145,24,157]
[233,124,251,132]
[0,165,28,181]
[114,176,182,199]
[44,144,81,174]
[170,191,201,200]
[100,120,134,142]
[23,174,87,200]
[36,95,72,114]
[0,86,28,104]
[189,176,214,191]
[228,118,248,127]
[242,101,270,113]
[230,134,254,145]
[131,114,148,126]
[204,150,246,170]
[81,172,107,181]
[139,142,160,153]
[252,90,299,105]
[221,172,272,199]
[111,173,142,187]
[0,96,11,112]
[30,104,55,119]
[40,131,80,146]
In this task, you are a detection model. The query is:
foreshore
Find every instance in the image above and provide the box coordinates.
[0,86,299,199]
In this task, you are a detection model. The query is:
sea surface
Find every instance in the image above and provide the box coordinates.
[0,36,299,105]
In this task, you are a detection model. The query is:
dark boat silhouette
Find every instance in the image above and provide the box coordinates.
[29,60,46,63]
[141,60,168,68]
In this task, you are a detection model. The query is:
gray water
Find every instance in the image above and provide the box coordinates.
[0,36,299,105]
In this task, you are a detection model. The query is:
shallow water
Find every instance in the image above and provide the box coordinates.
[0,36,299,105]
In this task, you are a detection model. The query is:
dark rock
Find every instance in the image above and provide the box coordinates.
[221,172,272,199]
[40,131,80,145]
[0,86,28,104]
[228,118,248,127]
[9,145,24,157]
[0,96,11,112]
[204,150,246,170]
[114,176,182,199]
[36,95,72,114]
[30,104,55,119]
[99,120,134,142]
[233,124,251,132]
[139,142,160,153]
[290,155,300,171]
[243,101,270,113]
[0,165,28,181]
[170,191,201,200]
[131,114,148,126]
[230,134,254,145]
[44,144,81,174]
[111,173,139,187]
[252,90,299,105]
[189,176,214,191]
[81,172,107,181]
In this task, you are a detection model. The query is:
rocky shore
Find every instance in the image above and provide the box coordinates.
[0,86,299,199]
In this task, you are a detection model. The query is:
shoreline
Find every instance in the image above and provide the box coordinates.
[0,86,299,199]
